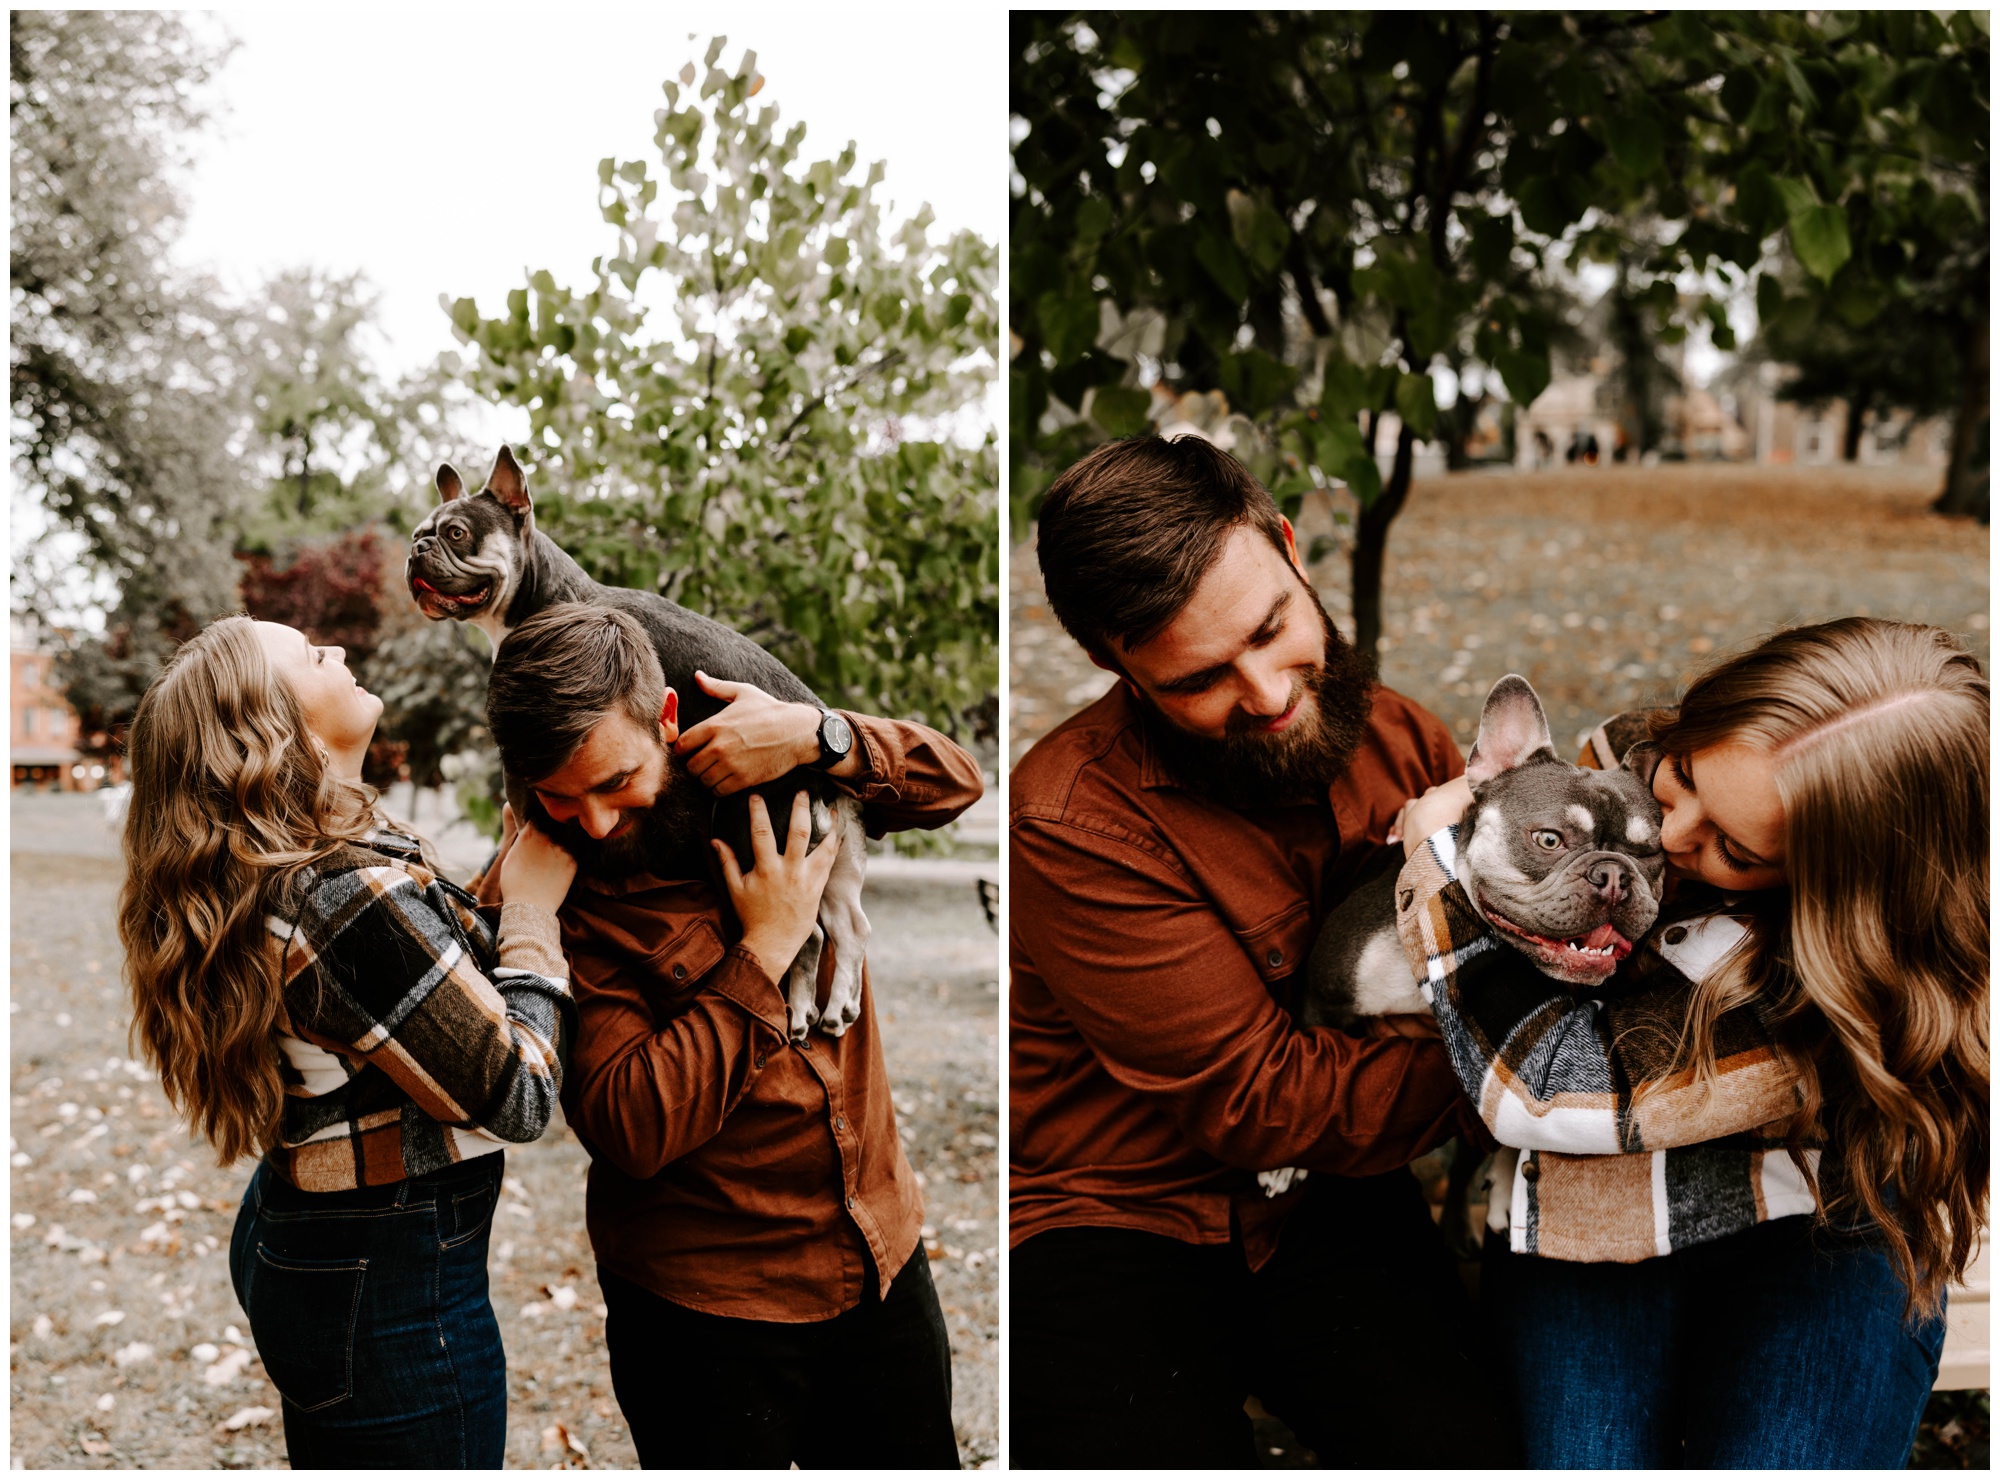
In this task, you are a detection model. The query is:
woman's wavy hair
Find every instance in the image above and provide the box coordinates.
[117,616,377,1167]
[1651,617,1988,1318]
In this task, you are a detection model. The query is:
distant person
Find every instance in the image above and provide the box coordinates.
[1583,431,1601,464]
[1395,617,1988,1467]
[119,616,578,1467]
[1565,430,1583,464]
[482,604,983,1469]
[1532,428,1555,468]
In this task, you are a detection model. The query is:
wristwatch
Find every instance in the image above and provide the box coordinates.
[812,709,854,770]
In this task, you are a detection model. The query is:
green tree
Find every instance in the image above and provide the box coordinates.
[447,39,999,734]
[1012,11,1990,654]
[11,10,253,746]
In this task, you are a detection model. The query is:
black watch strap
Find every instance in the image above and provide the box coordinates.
[813,710,854,769]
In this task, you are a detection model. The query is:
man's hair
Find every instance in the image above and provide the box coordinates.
[1036,434,1291,658]
[487,603,665,781]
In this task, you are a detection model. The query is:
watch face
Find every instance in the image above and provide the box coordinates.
[823,712,853,755]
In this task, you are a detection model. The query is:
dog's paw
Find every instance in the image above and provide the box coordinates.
[1257,1167,1307,1198]
[786,999,820,1044]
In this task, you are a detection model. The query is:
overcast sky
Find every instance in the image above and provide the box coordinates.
[174,6,1005,402]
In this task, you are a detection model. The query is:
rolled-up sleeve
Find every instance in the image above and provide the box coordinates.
[1012,815,1470,1176]
[836,711,985,835]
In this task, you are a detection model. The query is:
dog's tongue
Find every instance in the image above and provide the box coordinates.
[1575,923,1624,951]
[412,576,438,594]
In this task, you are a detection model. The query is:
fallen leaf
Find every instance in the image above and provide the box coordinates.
[219,1406,275,1432]
[95,1394,115,1412]
[113,1341,155,1367]
[92,1310,125,1327]
[189,1342,220,1364]
[202,1347,255,1386]
[80,1439,111,1456]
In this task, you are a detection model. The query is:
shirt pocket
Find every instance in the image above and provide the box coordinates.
[1236,901,1316,986]
[636,917,728,1010]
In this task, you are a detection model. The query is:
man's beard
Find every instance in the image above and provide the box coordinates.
[519,745,712,882]
[1134,586,1378,810]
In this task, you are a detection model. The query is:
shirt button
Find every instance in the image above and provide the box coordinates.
[1664,926,1688,945]
[834,1115,846,1130]
[845,1194,855,1209]
[670,963,687,982]
[1521,1157,1541,1183]
[1266,949,1283,967]
[754,1053,766,1069]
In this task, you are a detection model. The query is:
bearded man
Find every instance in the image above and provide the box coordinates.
[1009,434,1510,1467]
[482,603,982,1468]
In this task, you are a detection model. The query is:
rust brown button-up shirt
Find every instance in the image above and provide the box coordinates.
[1010,682,1486,1270]
[558,712,984,1322]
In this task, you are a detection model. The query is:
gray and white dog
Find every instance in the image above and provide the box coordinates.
[405,446,870,1042]
[1259,675,1667,1238]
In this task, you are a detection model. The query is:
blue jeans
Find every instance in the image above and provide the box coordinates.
[1483,1213,1945,1468]
[229,1153,508,1469]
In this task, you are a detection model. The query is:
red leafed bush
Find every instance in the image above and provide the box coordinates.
[237,528,387,663]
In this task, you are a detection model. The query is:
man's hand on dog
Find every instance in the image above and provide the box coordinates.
[713,791,843,978]
[675,672,861,793]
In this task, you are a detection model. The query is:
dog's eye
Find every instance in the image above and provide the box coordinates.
[446,524,469,542]
[1531,829,1564,851]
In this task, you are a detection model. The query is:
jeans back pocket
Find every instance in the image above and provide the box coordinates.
[248,1245,367,1412]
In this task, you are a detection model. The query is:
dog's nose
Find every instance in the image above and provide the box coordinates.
[1587,858,1632,904]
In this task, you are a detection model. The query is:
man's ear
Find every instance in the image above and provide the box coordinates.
[436,463,464,502]
[485,445,533,517]
[658,686,680,745]
[1279,514,1305,576]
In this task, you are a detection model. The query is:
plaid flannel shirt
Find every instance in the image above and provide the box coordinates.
[263,823,574,1191]
[1395,720,1820,1263]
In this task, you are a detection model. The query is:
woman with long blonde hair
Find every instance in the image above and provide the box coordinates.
[1395,616,1987,1467]
[119,615,577,1467]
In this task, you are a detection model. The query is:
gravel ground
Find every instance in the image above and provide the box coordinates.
[9,795,998,1469]
[1009,461,1987,1469]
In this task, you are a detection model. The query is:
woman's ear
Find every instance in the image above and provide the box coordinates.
[658,686,680,745]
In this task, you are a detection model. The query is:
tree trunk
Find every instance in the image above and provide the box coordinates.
[1841,389,1871,462]
[1351,423,1417,659]
[1934,314,1989,523]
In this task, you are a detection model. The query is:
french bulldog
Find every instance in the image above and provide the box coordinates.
[1258,675,1667,1242]
[406,445,870,1042]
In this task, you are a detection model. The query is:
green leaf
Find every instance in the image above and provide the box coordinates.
[1216,348,1298,418]
[1495,347,1551,408]
[1035,290,1100,364]
[1194,230,1250,301]
[1601,110,1664,178]
[1339,451,1383,506]
[1394,372,1438,440]
[1226,189,1291,275]
[1088,383,1152,437]
[1469,213,1515,281]
[1788,203,1852,284]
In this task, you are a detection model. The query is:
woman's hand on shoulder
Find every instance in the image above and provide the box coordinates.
[498,815,577,913]
[1392,774,1475,857]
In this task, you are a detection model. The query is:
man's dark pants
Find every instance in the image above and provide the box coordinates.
[599,1251,961,1468]
[1010,1168,1518,1468]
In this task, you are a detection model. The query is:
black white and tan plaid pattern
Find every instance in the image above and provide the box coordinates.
[262,824,573,1192]
[1397,823,1820,1263]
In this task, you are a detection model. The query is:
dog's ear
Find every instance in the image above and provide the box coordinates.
[1619,739,1662,784]
[1465,674,1556,784]
[436,463,464,502]
[485,445,532,516]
